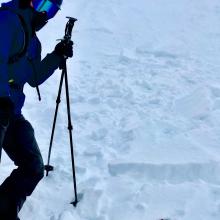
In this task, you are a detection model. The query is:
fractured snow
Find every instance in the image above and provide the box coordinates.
[1,0,220,219]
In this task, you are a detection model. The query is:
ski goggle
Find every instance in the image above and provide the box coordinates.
[31,0,61,19]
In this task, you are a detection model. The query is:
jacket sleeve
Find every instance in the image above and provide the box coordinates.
[27,51,62,87]
[0,11,16,97]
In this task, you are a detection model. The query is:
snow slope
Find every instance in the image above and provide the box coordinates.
[1,0,220,219]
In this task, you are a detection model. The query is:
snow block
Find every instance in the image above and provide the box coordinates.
[173,88,212,119]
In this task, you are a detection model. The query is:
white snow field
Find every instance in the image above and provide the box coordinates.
[1,0,220,219]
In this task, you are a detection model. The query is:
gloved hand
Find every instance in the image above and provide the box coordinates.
[0,97,14,127]
[54,40,73,58]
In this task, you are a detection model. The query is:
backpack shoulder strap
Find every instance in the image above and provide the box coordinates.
[0,7,29,64]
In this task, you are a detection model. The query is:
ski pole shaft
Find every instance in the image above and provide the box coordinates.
[45,70,65,176]
[63,60,78,206]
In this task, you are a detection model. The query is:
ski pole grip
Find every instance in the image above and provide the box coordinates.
[64,17,77,41]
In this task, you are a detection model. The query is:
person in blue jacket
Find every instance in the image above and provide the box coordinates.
[0,0,73,219]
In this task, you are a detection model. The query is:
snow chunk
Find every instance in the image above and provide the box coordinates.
[173,87,212,119]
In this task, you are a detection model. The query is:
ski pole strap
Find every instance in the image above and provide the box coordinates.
[27,58,42,101]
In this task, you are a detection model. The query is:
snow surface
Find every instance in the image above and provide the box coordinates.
[1,0,220,219]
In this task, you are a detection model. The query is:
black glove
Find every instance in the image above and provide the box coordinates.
[0,97,14,127]
[54,40,73,58]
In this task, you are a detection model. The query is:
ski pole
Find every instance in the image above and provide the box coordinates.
[44,17,79,206]
[63,58,78,206]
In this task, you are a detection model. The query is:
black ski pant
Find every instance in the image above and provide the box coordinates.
[0,114,44,220]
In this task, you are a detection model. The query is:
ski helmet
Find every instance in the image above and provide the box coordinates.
[31,0,63,19]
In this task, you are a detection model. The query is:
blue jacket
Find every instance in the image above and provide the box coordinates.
[0,0,62,114]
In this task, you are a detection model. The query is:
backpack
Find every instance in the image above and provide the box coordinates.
[0,7,41,101]
[0,6,41,101]
[0,6,29,64]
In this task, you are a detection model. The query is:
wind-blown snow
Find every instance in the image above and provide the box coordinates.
[1,0,220,219]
